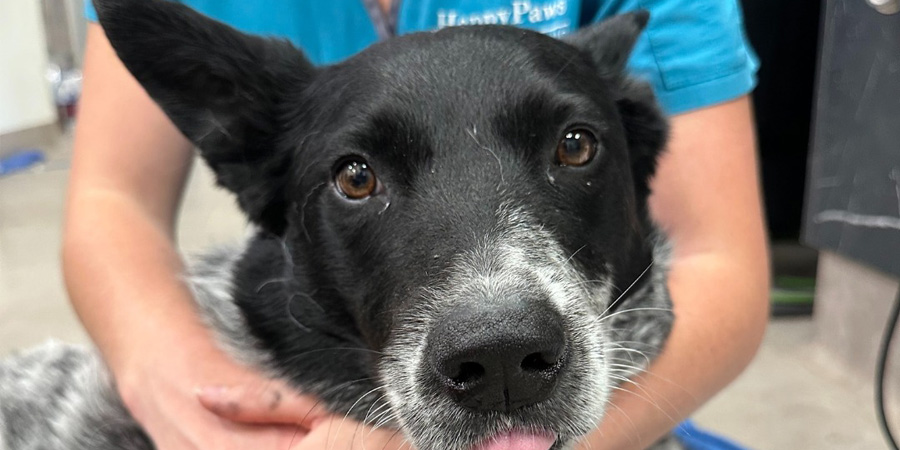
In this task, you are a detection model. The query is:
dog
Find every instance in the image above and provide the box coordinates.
[0,1,677,449]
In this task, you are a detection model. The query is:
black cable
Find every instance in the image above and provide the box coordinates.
[876,287,900,450]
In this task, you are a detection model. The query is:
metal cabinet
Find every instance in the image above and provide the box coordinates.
[804,0,900,276]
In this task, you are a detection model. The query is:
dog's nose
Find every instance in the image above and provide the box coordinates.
[426,299,568,412]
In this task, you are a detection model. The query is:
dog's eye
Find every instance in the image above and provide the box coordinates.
[335,160,377,199]
[556,130,598,167]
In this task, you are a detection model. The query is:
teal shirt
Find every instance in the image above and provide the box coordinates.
[86,0,758,114]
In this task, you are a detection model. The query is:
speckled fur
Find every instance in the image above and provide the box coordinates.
[0,342,152,450]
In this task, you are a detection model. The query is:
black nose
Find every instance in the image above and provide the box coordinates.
[425,298,568,412]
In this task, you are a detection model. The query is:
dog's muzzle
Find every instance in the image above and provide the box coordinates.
[381,206,614,450]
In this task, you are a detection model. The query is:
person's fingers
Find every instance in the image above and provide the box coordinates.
[192,418,308,450]
[289,416,412,450]
[197,381,330,427]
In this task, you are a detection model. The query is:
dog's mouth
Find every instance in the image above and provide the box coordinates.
[470,429,558,450]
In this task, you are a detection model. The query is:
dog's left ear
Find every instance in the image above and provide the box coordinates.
[565,11,668,203]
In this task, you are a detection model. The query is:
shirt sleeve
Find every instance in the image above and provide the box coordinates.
[84,1,97,21]
[585,0,759,115]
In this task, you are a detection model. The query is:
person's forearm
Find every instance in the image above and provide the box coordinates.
[577,251,769,450]
[62,192,222,377]
[63,23,217,380]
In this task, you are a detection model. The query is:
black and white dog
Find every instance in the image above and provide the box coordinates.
[0,1,676,449]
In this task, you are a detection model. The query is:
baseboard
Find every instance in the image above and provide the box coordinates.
[0,123,61,157]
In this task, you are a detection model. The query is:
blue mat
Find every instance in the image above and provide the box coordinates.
[0,149,45,176]
[674,420,749,450]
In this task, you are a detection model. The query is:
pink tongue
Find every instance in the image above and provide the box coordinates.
[471,430,557,450]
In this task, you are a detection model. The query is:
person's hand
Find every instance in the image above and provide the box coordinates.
[115,332,324,450]
[199,379,413,450]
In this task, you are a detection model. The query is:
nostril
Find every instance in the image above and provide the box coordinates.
[520,351,561,373]
[451,361,485,385]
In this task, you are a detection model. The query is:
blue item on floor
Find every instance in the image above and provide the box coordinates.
[674,420,749,450]
[0,149,45,176]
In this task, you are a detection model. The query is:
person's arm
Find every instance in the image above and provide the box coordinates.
[575,95,770,449]
[64,23,316,450]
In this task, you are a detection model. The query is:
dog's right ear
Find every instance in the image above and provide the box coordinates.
[564,11,649,78]
[94,0,316,234]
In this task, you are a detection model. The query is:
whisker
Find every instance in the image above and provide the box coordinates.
[608,378,680,426]
[289,291,326,313]
[279,236,296,273]
[573,278,616,287]
[604,401,639,444]
[599,307,672,323]
[608,362,650,375]
[255,277,290,293]
[606,359,697,400]
[466,125,505,187]
[370,410,399,432]
[285,300,311,332]
[288,423,303,450]
[599,261,654,318]
[335,385,385,442]
[606,347,653,371]
[281,375,379,442]
[564,244,588,264]
[382,428,405,450]
[606,340,654,349]
[363,398,393,427]
[297,182,326,243]
[343,387,387,450]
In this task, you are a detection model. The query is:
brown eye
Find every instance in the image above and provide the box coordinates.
[335,160,377,199]
[556,129,598,166]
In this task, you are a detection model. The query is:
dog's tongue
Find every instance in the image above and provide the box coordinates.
[471,430,556,450]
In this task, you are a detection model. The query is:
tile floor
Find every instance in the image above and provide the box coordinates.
[0,133,891,449]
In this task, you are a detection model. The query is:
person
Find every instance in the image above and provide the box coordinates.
[64,0,770,449]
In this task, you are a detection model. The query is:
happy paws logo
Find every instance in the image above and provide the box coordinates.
[436,0,573,37]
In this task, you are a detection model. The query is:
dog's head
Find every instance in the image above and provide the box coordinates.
[96,1,671,448]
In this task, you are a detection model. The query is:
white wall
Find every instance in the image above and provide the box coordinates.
[0,0,57,135]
